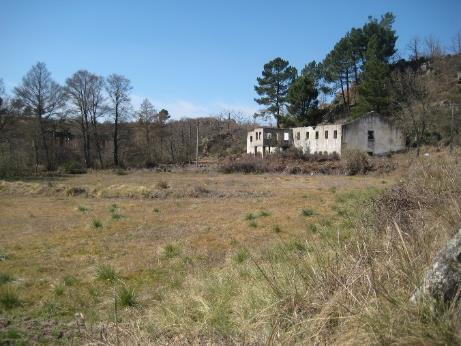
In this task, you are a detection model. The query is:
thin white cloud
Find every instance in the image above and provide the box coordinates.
[130,94,259,120]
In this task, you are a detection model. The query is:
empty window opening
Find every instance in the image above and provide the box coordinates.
[250,135,253,142]
[296,132,300,140]
[315,131,319,139]
[325,130,328,139]
[267,133,272,139]
[333,130,337,139]
[368,130,375,141]
[306,132,309,139]
[284,132,289,141]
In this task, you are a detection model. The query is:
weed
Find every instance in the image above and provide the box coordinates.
[0,249,10,261]
[109,204,118,213]
[157,180,169,189]
[153,208,160,213]
[0,289,21,310]
[63,275,78,286]
[233,248,250,264]
[114,169,128,176]
[302,208,316,216]
[111,213,124,220]
[96,265,119,283]
[0,273,14,285]
[163,244,181,259]
[330,186,337,193]
[248,220,257,228]
[92,218,103,229]
[309,224,318,233]
[77,205,89,212]
[245,213,256,220]
[273,224,282,233]
[118,286,138,308]
[258,210,271,217]
[54,285,64,297]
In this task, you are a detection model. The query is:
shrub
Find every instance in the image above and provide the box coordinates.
[157,180,169,189]
[66,186,87,196]
[61,160,87,174]
[343,150,371,175]
[118,286,138,308]
[92,219,103,229]
[248,220,257,228]
[245,213,256,220]
[218,155,270,174]
[0,289,21,310]
[96,265,119,283]
[0,249,10,261]
[302,208,316,216]
[114,169,128,176]
[77,205,89,212]
[0,273,14,285]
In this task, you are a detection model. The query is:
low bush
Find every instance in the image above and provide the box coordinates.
[343,149,371,175]
[218,155,270,174]
[60,160,87,174]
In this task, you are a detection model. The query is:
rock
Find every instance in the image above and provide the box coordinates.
[411,229,461,304]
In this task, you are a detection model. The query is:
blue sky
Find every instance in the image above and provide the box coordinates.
[1,0,460,120]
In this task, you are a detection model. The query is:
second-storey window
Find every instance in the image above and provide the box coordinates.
[334,130,337,139]
[325,130,329,139]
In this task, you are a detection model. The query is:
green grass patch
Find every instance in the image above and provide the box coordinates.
[258,210,271,217]
[63,275,78,286]
[118,286,139,308]
[233,248,250,264]
[248,220,257,228]
[92,218,103,229]
[0,289,21,310]
[163,244,181,259]
[96,265,119,283]
[301,208,316,217]
[0,273,14,285]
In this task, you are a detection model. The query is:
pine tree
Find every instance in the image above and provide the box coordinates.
[254,57,297,127]
[355,37,391,116]
[287,76,319,124]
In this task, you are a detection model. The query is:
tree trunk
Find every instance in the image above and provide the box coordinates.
[113,104,119,167]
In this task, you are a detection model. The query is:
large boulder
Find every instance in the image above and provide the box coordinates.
[411,229,461,304]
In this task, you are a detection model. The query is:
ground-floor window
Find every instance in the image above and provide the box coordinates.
[334,130,337,139]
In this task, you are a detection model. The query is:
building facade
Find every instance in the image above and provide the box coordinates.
[246,112,405,156]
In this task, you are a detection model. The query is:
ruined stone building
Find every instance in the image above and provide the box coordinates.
[247,112,405,156]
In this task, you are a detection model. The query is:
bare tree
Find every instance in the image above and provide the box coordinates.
[14,62,66,170]
[450,31,461,55]
[106,74,132,167]
[424,35,444,59]
[407,36,422,61]
[65,70,105,168]
[391,68,436,156]
[135,98,157,164]
[88,75,106,168]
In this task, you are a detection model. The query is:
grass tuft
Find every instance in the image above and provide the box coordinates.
[258,210,271,217]
[245,213,256,220]
[163,243,181,259]
[92,218,103,229]
[233,248,250,264]
[0,289,21,310]
[77,205,89,212]
[248,220,257,228]
[301,208,316,216]
[118,286,139,308]
[0,273,15,285]
[96,265,119,283]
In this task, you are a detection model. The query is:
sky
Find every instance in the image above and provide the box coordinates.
[1,0,460,120]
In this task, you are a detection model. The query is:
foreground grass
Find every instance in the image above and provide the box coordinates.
[0,152,459,344]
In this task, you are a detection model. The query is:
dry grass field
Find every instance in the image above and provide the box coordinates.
[1,150,460,344]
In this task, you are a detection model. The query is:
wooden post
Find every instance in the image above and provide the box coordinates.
[196,120,199,167]
[450,103,454,154]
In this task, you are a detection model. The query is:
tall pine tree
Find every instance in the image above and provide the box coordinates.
[254,57,297,127]
[287,76,319,124]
